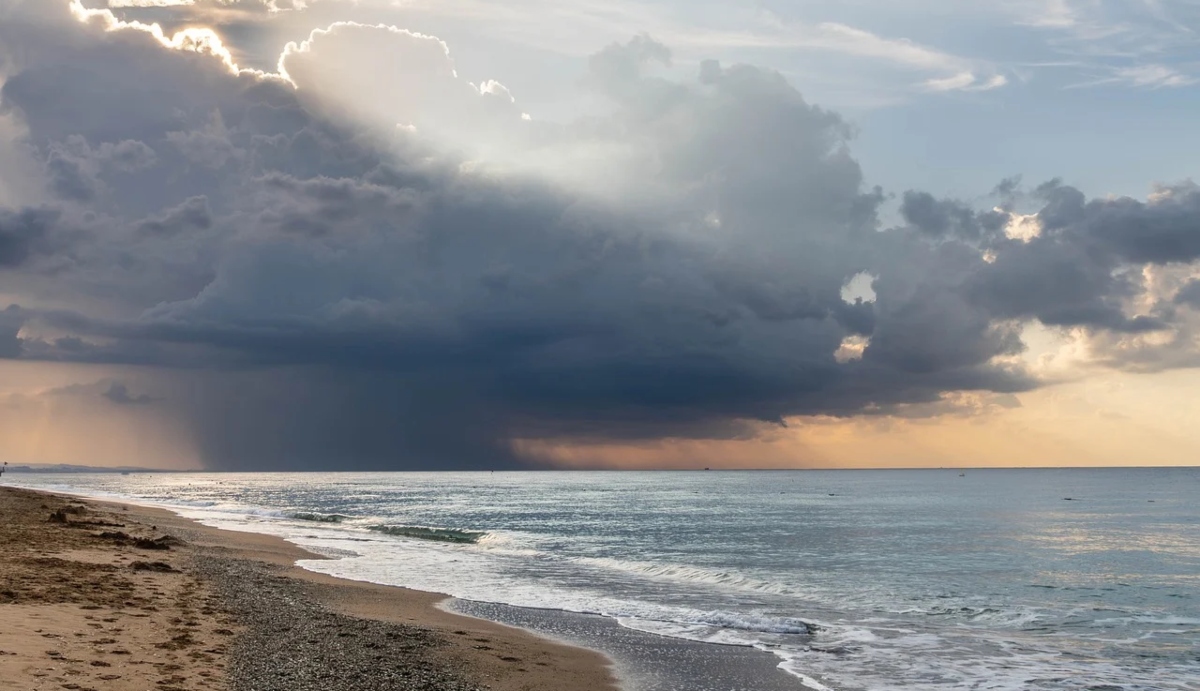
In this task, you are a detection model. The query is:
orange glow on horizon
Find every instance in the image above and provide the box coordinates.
[2,361,1199,471]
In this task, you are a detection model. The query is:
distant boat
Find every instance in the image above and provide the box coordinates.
[959,471,966,477]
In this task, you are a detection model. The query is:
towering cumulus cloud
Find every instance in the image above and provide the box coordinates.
[0,0,1198,469]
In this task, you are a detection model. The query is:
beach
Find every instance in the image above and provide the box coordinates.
[4,469,1196,691]
[0,486,618,691]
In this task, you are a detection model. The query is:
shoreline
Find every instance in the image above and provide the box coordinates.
[5,471,1195,691]
[0,486,620,691]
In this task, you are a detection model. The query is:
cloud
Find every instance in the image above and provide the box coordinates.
[923,72,1008,92]
[900,191,1008,242]
[136,195,212,236]
[0,305,24,358]
[67,0,285,79]
[1011,0,1200,90]
[276,21,526,147]
[0,207,57,267]
[725,12,1007,93]
[101,381,159,405]
[1008,0,1077,28]
[0,3,1197,469]
[1174,279,1200,308]
[37,378,161,405]
[1072,64,1197,89]
[1108,64,1195,89]
[106,1,197,6]
[39,136,158,202]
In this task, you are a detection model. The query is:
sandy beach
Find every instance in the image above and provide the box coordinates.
[0,486,619,691]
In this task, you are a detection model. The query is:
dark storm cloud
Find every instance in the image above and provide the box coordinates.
[0,305,24,358]
[1077,185,1200,265]
[957,181,1200,333]
[899,191,1008,243]
[180,368,530,471]
[136,196,212,236]
[0,207,57,267]
[0,2,1198,468]
[40,136,158,202]
[45,147,96,201]
[1174,280,1200,308]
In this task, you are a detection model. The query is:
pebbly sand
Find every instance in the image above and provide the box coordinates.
[0,486,618,691]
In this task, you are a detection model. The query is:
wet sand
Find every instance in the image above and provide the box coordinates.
[0,486,618,691]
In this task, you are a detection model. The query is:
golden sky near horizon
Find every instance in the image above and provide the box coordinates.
[0,362,200,469]
[518,370,1200,469]
[4,358,1198,470]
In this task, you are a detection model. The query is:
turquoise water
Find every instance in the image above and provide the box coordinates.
[10,469,1199,690]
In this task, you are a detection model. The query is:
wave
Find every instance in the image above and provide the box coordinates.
[368,524,486,544]
[622,611,816,639]
[695,610,816,635]
[575,556,797,596]
[290,512,350,523]
[901,604,1047,628]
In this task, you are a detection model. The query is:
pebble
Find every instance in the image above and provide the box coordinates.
[195,556,484,691]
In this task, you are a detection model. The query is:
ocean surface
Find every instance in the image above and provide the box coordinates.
[8,469,1198,691]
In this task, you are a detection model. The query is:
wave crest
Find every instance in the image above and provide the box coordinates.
[368,524,486,544]
[290,512,350,523]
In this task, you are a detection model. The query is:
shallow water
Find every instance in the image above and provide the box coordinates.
[10,468,1199,690]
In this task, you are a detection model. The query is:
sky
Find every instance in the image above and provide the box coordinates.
[1,0,1200,470]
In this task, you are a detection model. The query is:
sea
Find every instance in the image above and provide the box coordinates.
[7,469,1198,691]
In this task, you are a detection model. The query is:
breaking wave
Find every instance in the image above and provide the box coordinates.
[367,524,486,544]
[576,556,796,596]
[289,512,350,523]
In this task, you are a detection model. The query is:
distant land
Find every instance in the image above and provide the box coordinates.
[2,464,168,474]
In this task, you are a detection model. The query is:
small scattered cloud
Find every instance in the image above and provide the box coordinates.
[1009,0,1077,28]
[1070,64,1196,89]
[102,381,159,405]
[35,379,161,406]
[923,71,1008,92]
[105,0,197,7]
[756,15,1006,94]
[1110,64,1195,88]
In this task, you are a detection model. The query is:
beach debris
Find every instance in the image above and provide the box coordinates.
[134,537,171,550]
[133,535,185,550]
[156,632,197,650]
[130,560,178,573]
[76,519,127,528]
[49,507,126,528]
